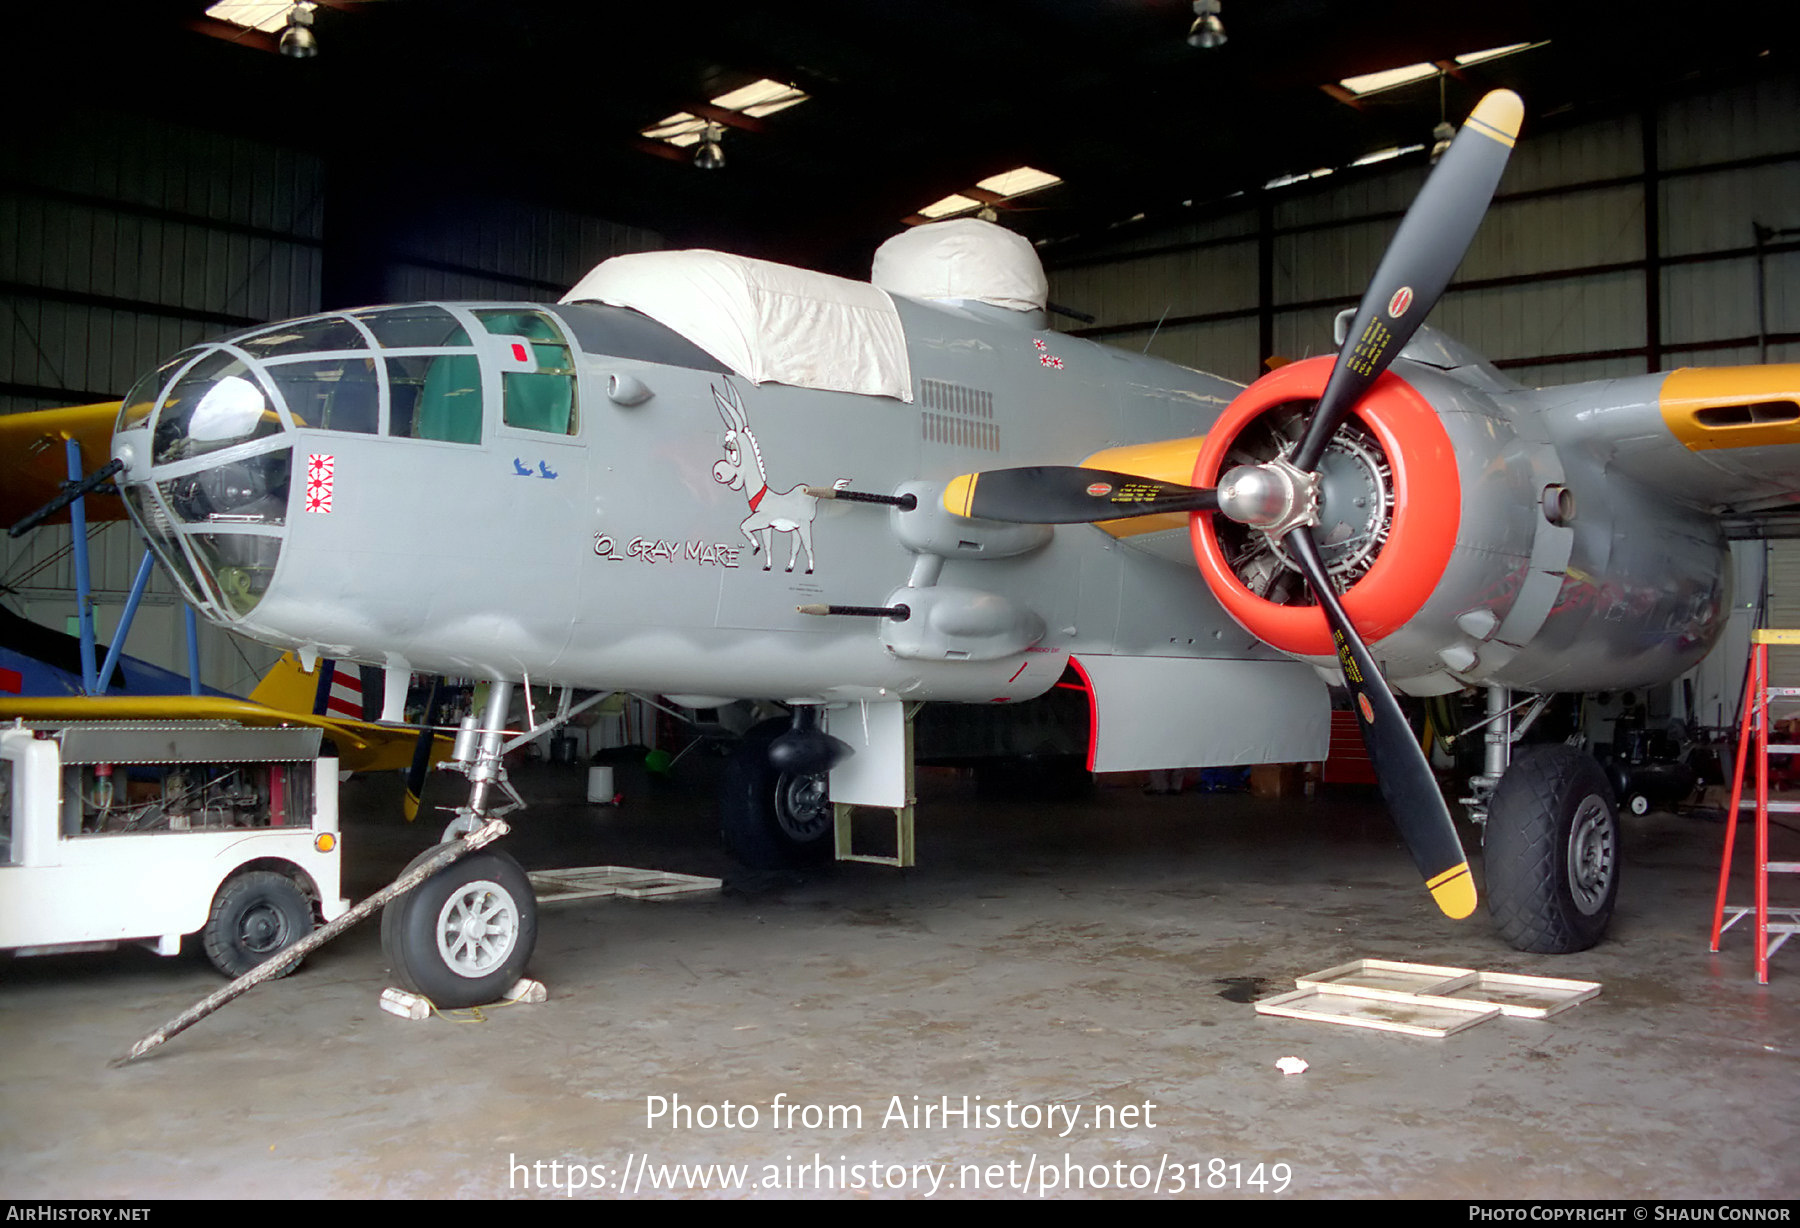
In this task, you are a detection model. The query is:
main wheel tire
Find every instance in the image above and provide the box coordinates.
[1484,745,1621,954]
[203,870,314,978]
[720,719,835,869]
[380,844,538,1008]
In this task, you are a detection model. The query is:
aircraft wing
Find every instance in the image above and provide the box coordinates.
[0,401,127,528]
[0,694,450,777]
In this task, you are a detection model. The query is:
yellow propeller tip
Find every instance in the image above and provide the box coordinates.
[403,791,421,823]
[1426,863,1478,919]
[1467,90,1525,147]
[943,473,977,518]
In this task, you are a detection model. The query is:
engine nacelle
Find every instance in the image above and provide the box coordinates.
[1189,355,1732,695]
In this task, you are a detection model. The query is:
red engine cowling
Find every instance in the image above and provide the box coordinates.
[1189,356,1462,658]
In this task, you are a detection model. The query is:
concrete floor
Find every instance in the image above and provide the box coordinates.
[1,758,1794,1200]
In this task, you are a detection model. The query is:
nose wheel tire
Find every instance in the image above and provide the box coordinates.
[381,844,538,1008]
[720,718,835,869]
[203,870,314,978]
[1484,745,1621,954]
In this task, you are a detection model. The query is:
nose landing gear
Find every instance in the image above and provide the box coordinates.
[378,681,611,1007]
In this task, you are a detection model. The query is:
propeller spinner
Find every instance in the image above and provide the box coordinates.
[943,91,1524,920]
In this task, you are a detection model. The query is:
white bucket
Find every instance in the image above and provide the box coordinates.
[586,765,615,803]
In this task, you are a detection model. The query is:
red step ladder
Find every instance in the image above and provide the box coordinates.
[1710,629,1800,983]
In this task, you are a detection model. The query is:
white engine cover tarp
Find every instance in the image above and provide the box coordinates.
[871,218,1049,313]
[561,249,913,402]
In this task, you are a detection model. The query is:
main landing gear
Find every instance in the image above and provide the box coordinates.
[1461,686,1621,954]
[719,714,840,869]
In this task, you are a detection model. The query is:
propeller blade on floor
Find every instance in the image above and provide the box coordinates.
[943,466,1218,524]
[1284,527,1475,918]
[1291,90,1523,473]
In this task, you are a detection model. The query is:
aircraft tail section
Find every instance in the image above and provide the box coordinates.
[249,653,444,817]
[250,654,377,721]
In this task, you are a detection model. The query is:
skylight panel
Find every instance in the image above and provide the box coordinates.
[711,78,809,118]
[1334,41,1548,99]
[910,166,1063,224]
[1264,167,1335,191]
[641,112,708,147]
[919,194,982,219]
[639,78,809,152]
[1338,63,1438,96]
[1455,42,1538,68]
[204,1,293,32]
[975,167,1062,198]
[1350,143,1426,167]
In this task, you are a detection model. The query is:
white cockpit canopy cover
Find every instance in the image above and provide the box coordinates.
[561,249,913,402]
[871,218,1049,314]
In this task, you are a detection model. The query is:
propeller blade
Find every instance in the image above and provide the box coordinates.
[943,466,1218,524]
[1291,90,1523,473]
[1284,526,1476,919]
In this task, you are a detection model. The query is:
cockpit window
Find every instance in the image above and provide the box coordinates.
[120,483,209,607]
[187,533,283,618]
[475,309,578,436]
[387,354,483,444]
[153,351,285,465]
[237,316,367,358]
[353,306,472,349]
[117,358,184,434]
[265,358,380,434]
[157,448,290,527]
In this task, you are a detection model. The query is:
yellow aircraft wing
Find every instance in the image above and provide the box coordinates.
[0,401,127,528]
[0,693,450,776]
[0,644,456,818]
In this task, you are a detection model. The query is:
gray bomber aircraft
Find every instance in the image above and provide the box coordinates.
[34,91,1800,1005]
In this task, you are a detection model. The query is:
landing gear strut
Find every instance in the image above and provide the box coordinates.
[1460,685,1621,954]
[378,681,611,1005]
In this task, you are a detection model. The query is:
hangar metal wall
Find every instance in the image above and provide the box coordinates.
[0,107,663,694]
[372,196,661,305]
[1,107,324,416]
[1046,72,1799,389]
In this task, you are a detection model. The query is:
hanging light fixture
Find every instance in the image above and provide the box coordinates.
[694,122,726,170]
[1187,0,1226,49]
[1429,72,1454,164]
[1429,121,1456,164]
[278,2,318,59]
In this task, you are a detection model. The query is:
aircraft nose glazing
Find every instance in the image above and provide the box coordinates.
[112,343,295,622]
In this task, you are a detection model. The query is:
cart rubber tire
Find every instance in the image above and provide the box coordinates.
[380,843,537,1008]
[720,719,834,869]
[1485,745,1620,954]
[203,870,313,978]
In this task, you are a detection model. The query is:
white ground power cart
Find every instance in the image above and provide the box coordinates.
[0,720,348,976]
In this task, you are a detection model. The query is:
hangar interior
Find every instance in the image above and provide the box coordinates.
[1,0,1797,1201]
